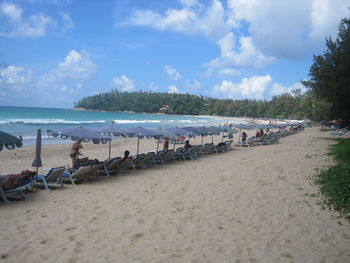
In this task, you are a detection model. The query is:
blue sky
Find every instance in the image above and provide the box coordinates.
[0,0,349,108]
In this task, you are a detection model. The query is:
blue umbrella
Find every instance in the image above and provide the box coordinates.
[234,123,253,142]
[183,126,210,145]
[32,128,42,173]
[0,131,23,151]
[150,128,179,151]
[164,127,193,137]
[48,126,109,144]
[124,127,163,154]
[96,125,130,159]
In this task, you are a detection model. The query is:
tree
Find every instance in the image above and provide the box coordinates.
[303,17,350,123]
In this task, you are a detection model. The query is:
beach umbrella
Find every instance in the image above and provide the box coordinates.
[164,127,193,137]
[124,127,163,154]
[0,131,23,151]
[218,126,237,142]
[234,123,253,143]
[48,126,109,144]
[151,128,179,151]
[96,125,129,159]
[31,128,42,173]
[48,126,109,163]
[183,126,211,145]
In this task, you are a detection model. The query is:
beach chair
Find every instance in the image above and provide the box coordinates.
[60,165,92,185]
[130,154,146,169]
[114,158,135,173]
[85,162,110,179]
[103,157,123,175]
[181,147,199,160]
[139,152,157,167]
[0,174,35,204]
[151,150,170,165]
[159,149,175,163]
[202,143,217,154]
[172,147,185,160]
[35,166,66,192]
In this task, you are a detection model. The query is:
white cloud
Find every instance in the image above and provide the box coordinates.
[168,85,179,94]
[0,65,31,95]
[39,50,96,88]
[214,75,307,100]
[148,81,159,91]
[123,0,348,69]
[218,68,240,77]
[113,75,135,92]
[0,2,74,38]
[122,0,229,41]
[0,2,52,37]
[310,0,349,39]
[164,65,182,81]
[178,0,200,8]
[59,12,74,33]
[184,79,201,91]
[227,0,349,59]
[205,33,274,75]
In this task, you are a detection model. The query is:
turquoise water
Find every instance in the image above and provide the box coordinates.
[0,106,231,146]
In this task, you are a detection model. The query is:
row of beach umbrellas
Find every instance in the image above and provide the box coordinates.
[1,121,300,172]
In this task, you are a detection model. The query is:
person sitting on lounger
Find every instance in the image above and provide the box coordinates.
[184,140,192,149]
[241,131,247,142]
[255,130,260,137]
[70,139,83,170]
[122,150,131,161]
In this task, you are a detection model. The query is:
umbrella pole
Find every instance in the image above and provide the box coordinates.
[156,138,160,152]
[211,135,213,144]
[137,137,140,155]
[108,141,111,160]
[222,132,224,142]
[201,135,204,145]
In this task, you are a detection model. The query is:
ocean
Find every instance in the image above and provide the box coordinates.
[0,106,236,146]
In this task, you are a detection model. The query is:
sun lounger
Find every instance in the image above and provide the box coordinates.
[0,172,35,203]
[60,165,92,184]
[114,158,135,173]
[103,157,123,175]
[139,152,157,167]
[202,143,217,154]
[130,154,146,169]
[172,147,185,160]
[35,166,66,191]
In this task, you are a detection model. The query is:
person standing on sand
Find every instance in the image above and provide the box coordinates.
[163,137,169,151]
[70,139,83,169]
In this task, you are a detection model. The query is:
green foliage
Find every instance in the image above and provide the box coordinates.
[75,90,316,119]
[303,17,350,124]
[314,138,350,218]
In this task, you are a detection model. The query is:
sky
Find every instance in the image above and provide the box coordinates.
[0,0,349,108]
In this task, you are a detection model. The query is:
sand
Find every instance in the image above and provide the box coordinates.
[1,128,350,263]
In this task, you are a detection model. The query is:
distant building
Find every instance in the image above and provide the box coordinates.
[160,104,170,111]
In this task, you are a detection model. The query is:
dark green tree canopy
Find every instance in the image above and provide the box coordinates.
[303,17,350,122]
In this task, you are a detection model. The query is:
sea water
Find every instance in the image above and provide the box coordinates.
[0,106,234,146]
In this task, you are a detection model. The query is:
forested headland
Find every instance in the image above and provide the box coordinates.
[75,90,316,120]
[75,17,350,124]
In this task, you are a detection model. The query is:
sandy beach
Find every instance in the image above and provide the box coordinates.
[1,127,350,263]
